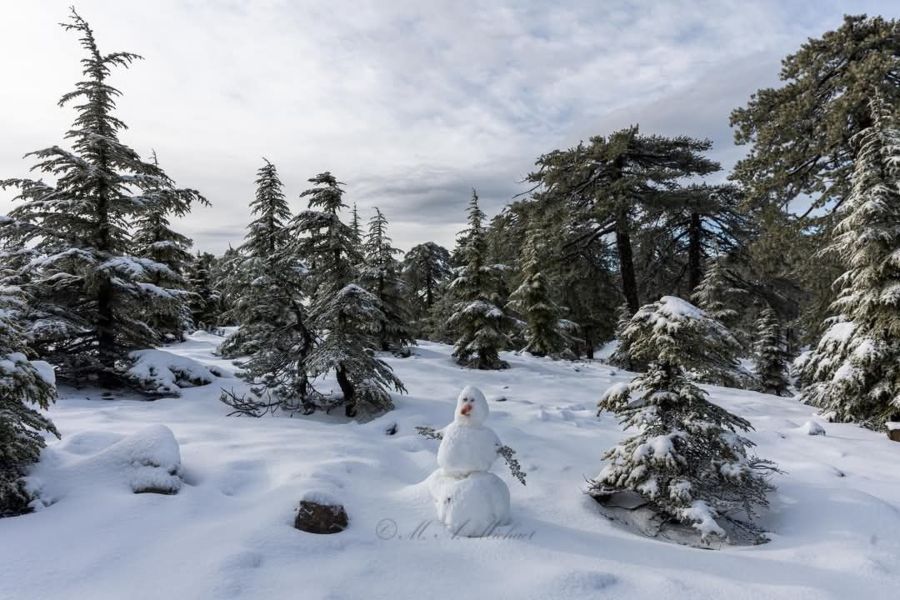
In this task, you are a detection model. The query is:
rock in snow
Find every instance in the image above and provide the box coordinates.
[294,492,349,534]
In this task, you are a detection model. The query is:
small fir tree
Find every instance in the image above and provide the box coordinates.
[402,241,452,338]
[591,296,778,541]
[752,307,792,396]
[447,191,511,369]
[186,252,222,331]
[361,208,413,353]
[507,227,570,357]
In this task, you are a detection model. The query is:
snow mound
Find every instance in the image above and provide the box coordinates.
[127,349,223,395]
[801,420,826,436]
[28,425,184,506]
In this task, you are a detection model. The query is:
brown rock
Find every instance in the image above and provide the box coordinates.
[888,429,900,443]
[294,499,348,534]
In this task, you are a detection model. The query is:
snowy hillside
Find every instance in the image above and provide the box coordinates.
[2,332,899,600]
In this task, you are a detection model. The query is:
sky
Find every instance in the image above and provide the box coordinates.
[0,0,896,253]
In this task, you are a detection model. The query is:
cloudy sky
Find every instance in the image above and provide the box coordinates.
[1,1,895,253]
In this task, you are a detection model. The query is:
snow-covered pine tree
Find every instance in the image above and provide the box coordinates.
[219,159,293,358]
[401,241,452,338]
[752,307,791,396]
[507,226,571,357]
[447,191,511,369]
[350,203,363,246]
[361,208,413,353]
[218,160,315,411]
[212,246,240,326]
[0,10,205,387]
[186,252,221,332]
[0,262,58,517]
[798,97,900,428]
[291,173,405,416]
[691,258,748,331]
[591,295,777,541]
[133,151,208,342]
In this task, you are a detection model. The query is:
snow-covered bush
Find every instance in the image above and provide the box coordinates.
[591,296,778,541]
[126,350,223,396]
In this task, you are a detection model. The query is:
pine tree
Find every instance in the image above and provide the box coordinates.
[350,203,363,246]
[291,173,405,416]
[527,127,720,315]
[616,295,747,387]
[507,226,570,357]
[591,296,777,541]
[219,159,293,358]
[186,252,221,331]
[447,191,511,369]
[361,208,413,353]
[402,241,452,338]
[798,98,900,427]
[752,307,791,396]
[133,151,207,341]
[218,160,315,411]
[691,258,747,329]
[0,10,204,386]
[0,263,58,517]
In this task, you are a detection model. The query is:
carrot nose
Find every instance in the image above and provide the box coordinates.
[460,404,472,416]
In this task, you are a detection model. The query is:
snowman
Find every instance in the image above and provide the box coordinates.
[426,386,511,537]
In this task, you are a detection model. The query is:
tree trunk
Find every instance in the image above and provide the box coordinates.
[615,211,640,315]
[584,327,595,359]
[336,365,356,417]
[95,150,116,381]
[687,211,703,292]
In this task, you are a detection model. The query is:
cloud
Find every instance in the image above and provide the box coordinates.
[1,0,895,252]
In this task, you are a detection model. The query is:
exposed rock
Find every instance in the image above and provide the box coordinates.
[294,496,348,534]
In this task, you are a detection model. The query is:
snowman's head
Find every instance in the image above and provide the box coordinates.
[455,386,489,426]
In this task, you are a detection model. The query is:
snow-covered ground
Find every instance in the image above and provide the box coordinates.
[2,332,900,600]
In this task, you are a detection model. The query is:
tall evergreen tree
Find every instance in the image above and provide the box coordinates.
[186,252,221,331]
[752,307,791,397]
[133,151,207,341]
[591,296,777,541]
[507,226,570,357]
[447,191,511,369]
[291,173,405,416]
[798,98,900,427]
[528,127,720,315]
[218,160,315,411]
[219,159,293,358]
[731,15,899,216]
[0,10,204,386]
[361,208,413,353]
[402,241,452,338]
[731,16,899,334]
[0,263,58,517]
